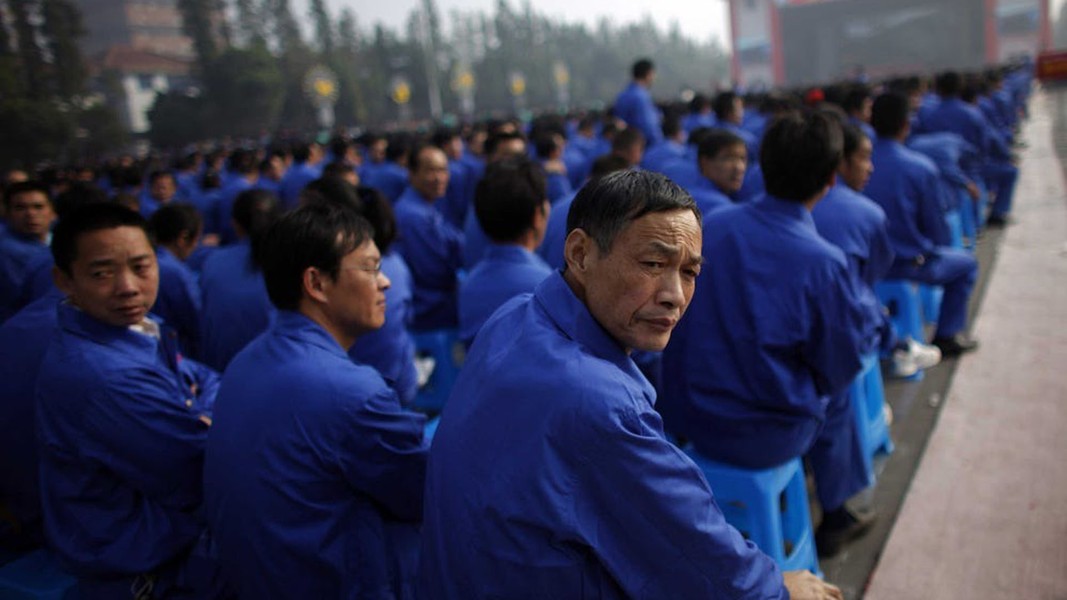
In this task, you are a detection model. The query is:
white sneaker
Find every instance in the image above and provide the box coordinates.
[907,338,942,370]
[890,348,919,378]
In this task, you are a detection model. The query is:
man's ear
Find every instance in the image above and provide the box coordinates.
[563,228,593,278]
[302,266,331,305]
[52,265,73,298]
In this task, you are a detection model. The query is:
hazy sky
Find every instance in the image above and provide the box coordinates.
[322,0,733,46]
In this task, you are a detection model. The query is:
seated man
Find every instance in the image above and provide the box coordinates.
[812,121,941,377]
[421,170,840,599]
[688,129,748,216]
[204,202,429,599]
[36,203,226,598]
[199,189,280,371]
[394,145,464,330]
[0,181,55,322]
[660,112,874,557]
[148,203,204,358]
[458,157,552,346]
[865,92,980,356]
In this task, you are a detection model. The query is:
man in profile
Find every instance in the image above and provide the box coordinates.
[204,202,429,598]
[421,170,841,599]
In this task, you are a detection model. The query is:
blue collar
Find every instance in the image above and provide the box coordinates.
[754,194,817,230]
[484,243,540,264]
[274,310,349,357]
[533,272,655,400]
[397,186,440,207]
[57,302,160,357]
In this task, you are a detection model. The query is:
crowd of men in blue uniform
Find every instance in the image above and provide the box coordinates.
[0,55,1032,598]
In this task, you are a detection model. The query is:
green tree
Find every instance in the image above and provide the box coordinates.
[41,0,87,99]
[203,46,285,137]
[177,0,220,71]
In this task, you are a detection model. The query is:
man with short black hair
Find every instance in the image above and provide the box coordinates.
[394,145,464,330]
[422,169,840,599]
[36,203,226,598]
[866,92,980,357]
[614,58,664,147]
[611,127,646,168]
[0,181,55,321]
[661,112,874,558]
[205,202,428,599]
[690,129,748,215]
[149,203,204,358]
[458,157,552,346]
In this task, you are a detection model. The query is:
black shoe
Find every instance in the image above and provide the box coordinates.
[815,506,876,558]
[932,334,979,357]
[985,214,1013,228]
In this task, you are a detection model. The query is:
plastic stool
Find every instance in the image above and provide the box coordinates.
[919,284,943,327]
[684,450,822,576]
[944,208,964,250]
[411,329,464,413]
[957,189,977,251]
[849,353,894,484]
[875,280,925,382]
[0,550,77,599]
[424,416,441,443]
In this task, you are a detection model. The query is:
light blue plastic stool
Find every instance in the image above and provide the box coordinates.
[875,280,925,382]
[944,208,964,251]
[684,450,822,576]
[849,353,894,484]
[957,189,977,250]
[919,284,944,328]
[424,416,441,443]
[0,550,77,600]
[411,329,464,413]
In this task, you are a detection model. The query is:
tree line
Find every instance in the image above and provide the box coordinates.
[0,0,730,167]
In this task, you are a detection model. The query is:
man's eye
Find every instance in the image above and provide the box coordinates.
[642,261,664,269]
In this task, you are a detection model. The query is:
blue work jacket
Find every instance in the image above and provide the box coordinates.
[457,244,552,346]
[199,240,275,371]
[393,188,464,330]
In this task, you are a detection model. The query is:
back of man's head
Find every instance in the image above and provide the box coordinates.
[935,71,963,98]
[870,92,910,139]
[632,59,654,81]
[52,203,148,276]
[149,202,202,247]
[567,169,699,254]
[259,202,374,311]
[712,92,740,122]
[229,149,258,176]
[760,111,842,203]
[474,157,546,244]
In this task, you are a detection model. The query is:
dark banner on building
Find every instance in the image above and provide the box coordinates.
[779,0,987,85]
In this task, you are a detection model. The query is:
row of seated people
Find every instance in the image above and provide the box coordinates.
[0,63,1030,598]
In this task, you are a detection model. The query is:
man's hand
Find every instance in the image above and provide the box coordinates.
[783,571,844,600]
[965,181,980,200]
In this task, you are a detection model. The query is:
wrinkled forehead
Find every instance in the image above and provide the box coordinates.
[74,226,153,263]
[611,209,703,258]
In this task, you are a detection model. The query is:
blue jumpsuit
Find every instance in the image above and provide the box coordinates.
[36,304,223,598]
[457,244,552,346]
[204,311,428,599]
[0,292,61,550]
[660,197,870,511]
[614,82,663,147]
[154,246,202,359]
[864,139,978,340]
[199,240,276,371]
[393,187,464,330]
[537,191,577,271]
[0,232,50,323]
[421,272,786,599]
